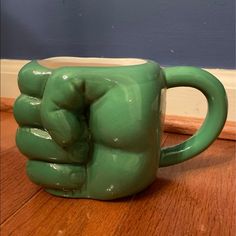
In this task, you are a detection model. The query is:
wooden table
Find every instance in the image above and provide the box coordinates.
[1,112,235,235]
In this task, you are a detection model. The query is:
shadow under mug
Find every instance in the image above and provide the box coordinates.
[14,57,228,200]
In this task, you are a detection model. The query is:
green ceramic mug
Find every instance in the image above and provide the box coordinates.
[14,57,227,200]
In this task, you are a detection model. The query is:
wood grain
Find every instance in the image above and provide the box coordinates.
[1,112,235,236]
[165,115,236,141]
[112,134,236,236]
[0,147,41,224]
[0,112,18,151]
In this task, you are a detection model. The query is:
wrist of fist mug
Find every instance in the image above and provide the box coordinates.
[14,60,161,199]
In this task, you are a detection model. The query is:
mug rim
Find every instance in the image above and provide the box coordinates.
[37,56,149,69]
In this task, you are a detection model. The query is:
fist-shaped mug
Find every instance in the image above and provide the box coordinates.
[14,57,227,200]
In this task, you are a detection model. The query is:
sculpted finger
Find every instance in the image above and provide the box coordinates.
[26,160,86,190]
[18,61,52,98]
[16,127,88,164]
[14,94,42,127]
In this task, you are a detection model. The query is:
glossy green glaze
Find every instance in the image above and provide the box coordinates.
[14,58,227,200]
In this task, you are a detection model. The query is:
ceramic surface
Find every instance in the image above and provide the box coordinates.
[14,57,227,200]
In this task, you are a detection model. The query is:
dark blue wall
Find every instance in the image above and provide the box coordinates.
[1,0,235,68]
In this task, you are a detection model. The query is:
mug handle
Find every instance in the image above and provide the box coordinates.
[160,66,228,167]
